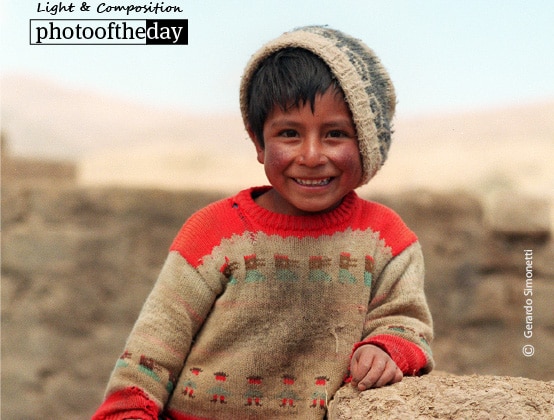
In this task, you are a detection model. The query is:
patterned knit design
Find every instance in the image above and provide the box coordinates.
[94,187,433,420]
[240,26,396,186]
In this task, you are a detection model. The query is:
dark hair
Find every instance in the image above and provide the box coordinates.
[246,47,343,147]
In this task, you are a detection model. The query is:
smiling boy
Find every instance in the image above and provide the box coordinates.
[93,26,433,420]
[252,87,361,216]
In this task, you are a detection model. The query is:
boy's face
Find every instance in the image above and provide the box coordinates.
[249,88,362,216]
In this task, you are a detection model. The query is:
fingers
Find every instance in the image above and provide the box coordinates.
[373,365,403,389]
[355,358,399,390]
[350,345,403,391]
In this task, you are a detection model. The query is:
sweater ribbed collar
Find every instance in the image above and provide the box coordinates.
[232,186,360,234]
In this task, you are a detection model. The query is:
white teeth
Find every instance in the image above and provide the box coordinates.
[294,178,331,186]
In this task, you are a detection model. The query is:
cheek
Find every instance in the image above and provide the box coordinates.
[263,145,292,170]
[332,145,362,171]
[343,152,361,167]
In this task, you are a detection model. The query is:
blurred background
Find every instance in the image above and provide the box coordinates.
[2,1,554,418]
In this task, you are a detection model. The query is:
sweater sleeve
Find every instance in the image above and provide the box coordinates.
[355,241,434,375]
[92,250,221,419]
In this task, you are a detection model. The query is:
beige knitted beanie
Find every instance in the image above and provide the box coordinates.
[240,25,397,186]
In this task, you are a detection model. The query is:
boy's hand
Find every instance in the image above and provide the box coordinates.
[350,344,403,391]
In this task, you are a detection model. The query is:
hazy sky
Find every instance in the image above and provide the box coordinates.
[2,0,554,117]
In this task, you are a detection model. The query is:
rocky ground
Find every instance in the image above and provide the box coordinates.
[329,372,554,419]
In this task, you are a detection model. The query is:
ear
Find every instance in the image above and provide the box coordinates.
[247,127,265,164]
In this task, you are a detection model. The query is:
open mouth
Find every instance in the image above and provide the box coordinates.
[293,178,332,186]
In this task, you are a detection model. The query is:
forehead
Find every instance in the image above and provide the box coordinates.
[266,87,354,122]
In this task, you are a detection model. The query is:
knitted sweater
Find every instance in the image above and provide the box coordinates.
[93,186,433,420]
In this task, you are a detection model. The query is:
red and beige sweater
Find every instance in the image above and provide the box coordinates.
[93,186,433,420]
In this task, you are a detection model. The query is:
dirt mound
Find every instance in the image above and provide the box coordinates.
[329,372,554,419]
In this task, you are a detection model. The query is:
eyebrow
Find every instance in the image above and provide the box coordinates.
[268,118,354,130]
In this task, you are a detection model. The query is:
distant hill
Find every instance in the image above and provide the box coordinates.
[1,74,250,159]
[2,73,553,196]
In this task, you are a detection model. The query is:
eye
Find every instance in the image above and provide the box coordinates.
[279,129,299,138]
[328,130,348,138]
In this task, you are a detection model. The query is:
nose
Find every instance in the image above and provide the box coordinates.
[298,136,327,166]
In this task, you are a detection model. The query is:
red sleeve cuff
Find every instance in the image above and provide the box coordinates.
[352,334,429,375]
[92,386,159,420]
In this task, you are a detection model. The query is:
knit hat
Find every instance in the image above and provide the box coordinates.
[240,25,396,186]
